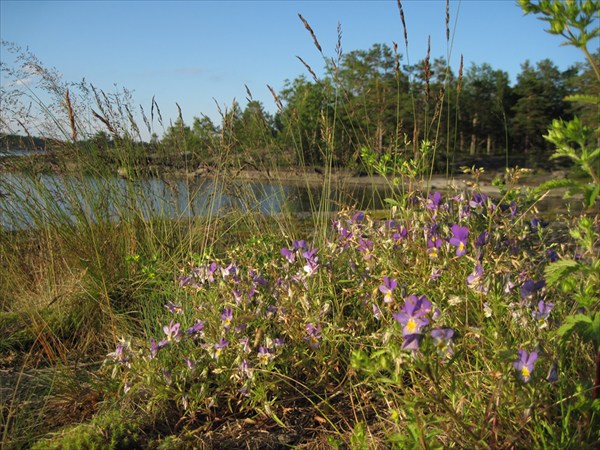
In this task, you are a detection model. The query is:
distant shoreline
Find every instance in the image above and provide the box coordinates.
[0,150,570,198]
[202,167,569,197]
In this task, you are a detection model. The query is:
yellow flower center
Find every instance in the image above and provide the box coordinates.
[459,242,465,252]
[521,367,531,381]
[406,319,417,334]
[385,291,393,303]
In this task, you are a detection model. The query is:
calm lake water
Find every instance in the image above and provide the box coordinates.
[1,167,582,231]
[0,172,393,230]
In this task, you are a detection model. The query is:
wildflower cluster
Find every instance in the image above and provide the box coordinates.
[103,185,585,442]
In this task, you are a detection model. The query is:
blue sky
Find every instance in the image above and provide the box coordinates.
[0,0,593,138]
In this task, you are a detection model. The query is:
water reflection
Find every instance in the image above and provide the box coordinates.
[0,173,392,230]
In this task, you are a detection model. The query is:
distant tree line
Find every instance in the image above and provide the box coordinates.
[3,44,597,174]
[155,44,597,172]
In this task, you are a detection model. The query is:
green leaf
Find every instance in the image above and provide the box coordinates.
[557,313,600,349]
[557,314,591,337]
[588,147,600,161]
[589,313,600,349]
[534,178,580,194]
[583,184,600,208]
[544,259,579,286]
[564,94,600,105]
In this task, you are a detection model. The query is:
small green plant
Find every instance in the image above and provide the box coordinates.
[546,216,599,399]
[522,0,600,404]
[535,116,600,208]
[30,409,148,450]
[521,0,600,209]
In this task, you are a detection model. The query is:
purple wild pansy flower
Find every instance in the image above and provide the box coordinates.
[509,201,518,218]
[379,276,398,304]
[184,357,195,370]
[159,320,182,347]
[500,201,518,218]
[392,225,408,245]
[291,240,308,252]
[150,338,160,359]
[233,289,243,305]
[513,349,538,383]
[427,232,443,259]
[459,204,471,221]
[520,279,546,303]
[304,323,322,349]
[449,225,469,257]
[469,193,487,214]
[221,262,237,279]
[240,358,252,378]
[430,327,455,358]
[546,249,559,262]
[466,264,488,294]
[281,247,295,263]
[530,218,548,231]
[221,307,233,330]
[451,192,464,203]
[532,300,554,327]
[357,238,373,260]
[164,301,182,314]
[351,211,365,224]
[426,191,442,210]
[475,231,490,248]
[392,294,432,337]
[372,303,383,320]
[546,359,559,383]
[187,319,204,336]
[208,262,218,280]
[379,220,396,236]
[252,271,268,286]
[108,340,130,365]
[338,226,353,246]
[401,333,423,351]
[178,274,193,287]
[302,248,320,276]
[257,346,274,364]
[213,338,229,359]
[239,337,251,353]
[266,305,278,318]
[504,277,517,294]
